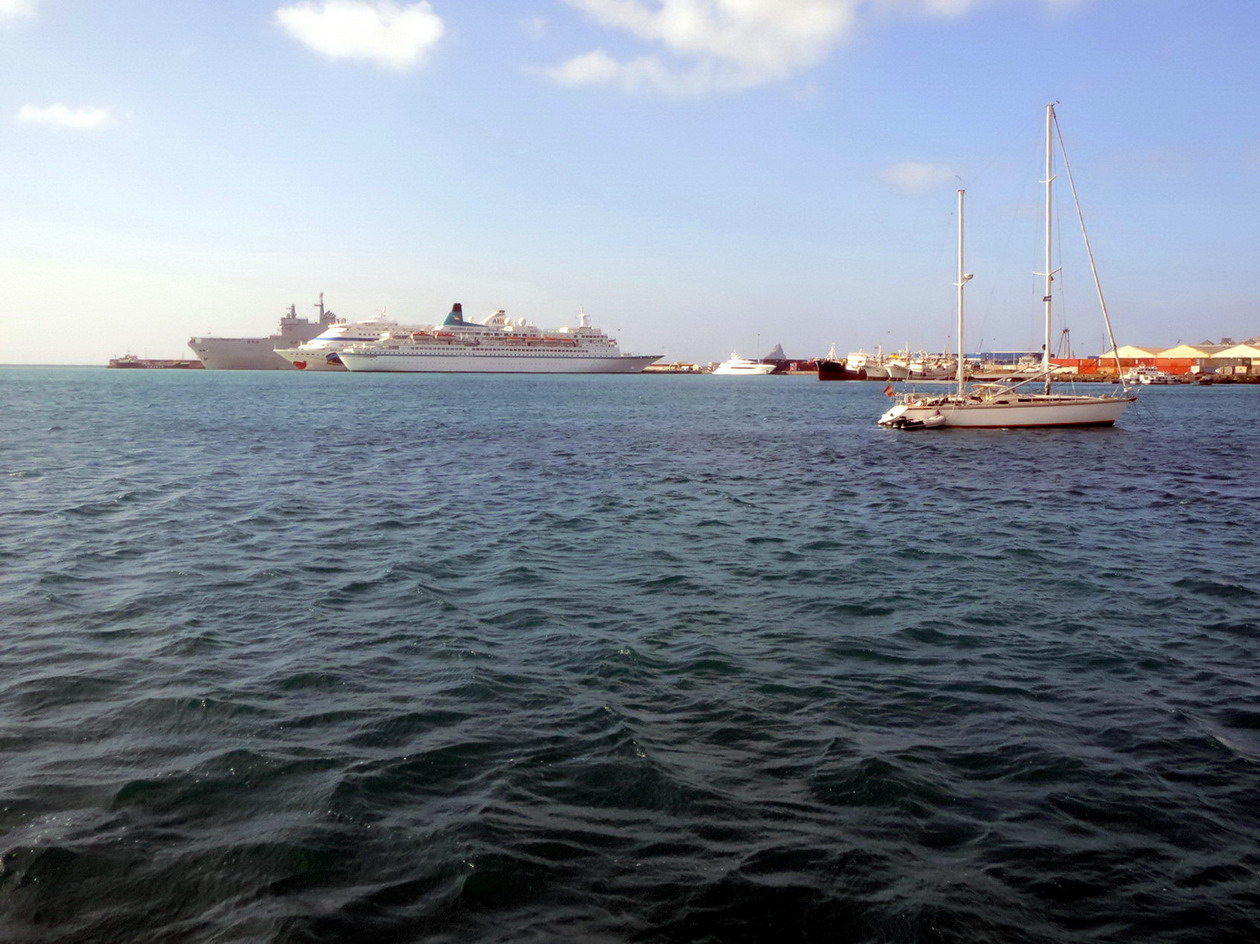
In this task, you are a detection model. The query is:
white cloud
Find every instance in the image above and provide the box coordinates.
[551,0,858,94]
[17,104,114,129]
[543,48,759,95]
[275,0,444,71]
[913,0,987,15]
[0,0,34,22]
[881,161,959,193]
[547,0,1086,95]
[522,15,548,39]
[880,0,1007,15]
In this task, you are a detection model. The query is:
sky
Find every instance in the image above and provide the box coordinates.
[2,0,1258,365]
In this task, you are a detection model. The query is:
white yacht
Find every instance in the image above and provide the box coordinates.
[711,353,775,376]
[336,305,661,374]
[189,294,339,370]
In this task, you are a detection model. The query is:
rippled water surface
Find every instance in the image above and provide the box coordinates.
[2,368,1259,943]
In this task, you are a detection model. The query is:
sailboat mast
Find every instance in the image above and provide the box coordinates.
[955,189,968,394]
[1042,102,1055,394]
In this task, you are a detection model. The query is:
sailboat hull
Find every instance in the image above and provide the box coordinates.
[881,394,1135,429]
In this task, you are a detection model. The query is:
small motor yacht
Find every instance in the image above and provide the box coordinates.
[711,353,775,376]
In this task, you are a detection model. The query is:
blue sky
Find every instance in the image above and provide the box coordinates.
[2,0,1257,364]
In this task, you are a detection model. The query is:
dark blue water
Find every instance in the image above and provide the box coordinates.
[2,368,1258,943]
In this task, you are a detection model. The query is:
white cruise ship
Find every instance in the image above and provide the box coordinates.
[336,304,662,374]
[274,311,408,371]
[188,294,340,370]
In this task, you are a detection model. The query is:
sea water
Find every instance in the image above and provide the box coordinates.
[2,368,1258,943]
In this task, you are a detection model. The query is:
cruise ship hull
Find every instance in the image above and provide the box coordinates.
[338,351,661,373]
[274,349,348,371]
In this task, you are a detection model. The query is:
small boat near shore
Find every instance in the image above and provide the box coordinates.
[107,354,203,369]
[883,409,946,430]
[1123,365,1174,385]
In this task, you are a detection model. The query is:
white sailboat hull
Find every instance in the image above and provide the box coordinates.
[881,393,1135,429]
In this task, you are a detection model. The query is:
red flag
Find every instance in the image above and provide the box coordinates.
[883,383,894,397]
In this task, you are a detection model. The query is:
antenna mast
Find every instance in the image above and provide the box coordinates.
[1042,103,1056,394]
[954,189,972,394]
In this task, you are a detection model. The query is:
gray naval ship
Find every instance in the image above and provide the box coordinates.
[188,294,339,369]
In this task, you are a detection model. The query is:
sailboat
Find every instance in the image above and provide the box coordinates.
[879,104,1136,429]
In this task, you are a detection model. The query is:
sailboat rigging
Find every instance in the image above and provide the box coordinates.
[878,103,1136,430]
